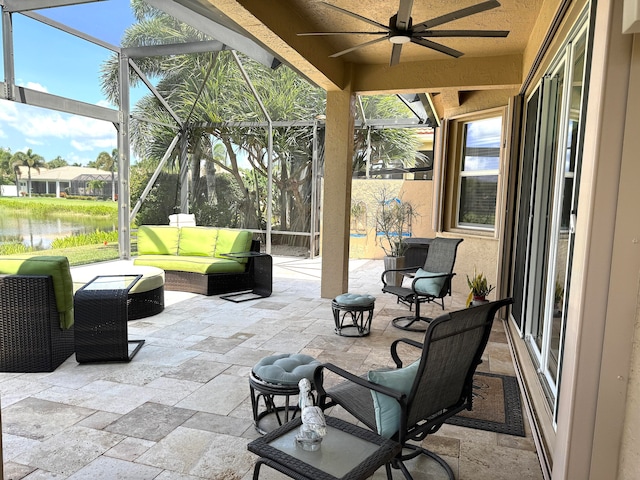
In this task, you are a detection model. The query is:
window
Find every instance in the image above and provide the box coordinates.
[444,112,504,232]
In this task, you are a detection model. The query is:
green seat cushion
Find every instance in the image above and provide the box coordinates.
[134,255,245,274]
[413,269,447,296]
[215,229,253,263]
[0,255,74,329]
[368,360,420,438]
[137,226,180,255]
[252,353,321,386]
[178,227,218,257]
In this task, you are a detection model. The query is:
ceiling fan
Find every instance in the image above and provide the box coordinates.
[298,0,509,66]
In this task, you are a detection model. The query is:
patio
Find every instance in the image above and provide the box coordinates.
[1,256,542,479]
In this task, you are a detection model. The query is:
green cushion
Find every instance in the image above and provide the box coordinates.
[368,360,420,438]
[0,255,74,329]
[137,226,180,255]
[178,227,218,257]
[413,269,447,296]
[134,255,245,274]
[215,229,253,263]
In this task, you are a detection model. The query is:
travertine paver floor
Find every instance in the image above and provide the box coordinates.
[1,256,543,479]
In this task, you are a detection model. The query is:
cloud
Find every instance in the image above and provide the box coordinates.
[22,82,49,93]
[25,138,45,146]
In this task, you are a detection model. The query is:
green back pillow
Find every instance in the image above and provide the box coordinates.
[137,226,180,255]
[178,227,218,256]
[215,229,253,263]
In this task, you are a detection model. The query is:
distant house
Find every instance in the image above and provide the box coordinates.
[16,166,118,198]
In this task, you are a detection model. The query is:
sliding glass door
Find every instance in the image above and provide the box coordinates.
[512,19,588,421]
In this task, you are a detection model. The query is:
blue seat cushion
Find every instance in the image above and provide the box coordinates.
[334,293,376,307]
[252,353,321,386]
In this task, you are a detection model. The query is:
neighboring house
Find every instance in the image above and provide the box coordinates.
[15,166,118,198]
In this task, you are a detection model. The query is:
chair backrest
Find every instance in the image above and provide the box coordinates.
[402,298,513,440]
[422,237,463,296]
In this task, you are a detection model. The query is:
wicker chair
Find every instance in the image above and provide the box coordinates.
[0,259,75,372]
[381,237,463,331]
[314,298,513,480]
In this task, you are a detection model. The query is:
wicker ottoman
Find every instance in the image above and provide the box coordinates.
[332,293,376,337]
[73,264,164,320]
[249,353,321,435]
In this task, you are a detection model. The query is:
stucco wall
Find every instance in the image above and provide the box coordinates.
[618,296,640,479]
[349,178,499,298]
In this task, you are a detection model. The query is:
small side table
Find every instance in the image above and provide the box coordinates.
[74,275,145,363]
[247,416,402,480]
[220,251,272,303]
[332,293,375,337]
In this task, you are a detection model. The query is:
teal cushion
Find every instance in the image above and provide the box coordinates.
[0,255,74,329]
[334,293,376,307]
[253,353,321,386]
[368,360,420,438]
[178,227,218,257]
[413,269,447,296]
[137,226,180,255]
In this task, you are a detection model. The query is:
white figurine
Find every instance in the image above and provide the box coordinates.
[296,378,326,449]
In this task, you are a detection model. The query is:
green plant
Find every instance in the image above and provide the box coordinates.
[374,187,416,257]
[466,268,495,307]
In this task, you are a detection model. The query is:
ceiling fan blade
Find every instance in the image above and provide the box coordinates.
[390,43,403,66]
[413,0,501,31]
[329,36,389,58]
[396,0,414,29]
[321,1,388,30]
[298,31,389,36]
[413,29,509,38]
[411,37,463,58]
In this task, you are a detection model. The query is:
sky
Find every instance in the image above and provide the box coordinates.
[0,0,144,166]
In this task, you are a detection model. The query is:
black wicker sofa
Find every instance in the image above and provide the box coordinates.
[133,225,262,296]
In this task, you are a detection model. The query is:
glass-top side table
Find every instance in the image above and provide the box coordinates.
[247,416,401,480]
[219,251,272,303]
[74,275,145,363]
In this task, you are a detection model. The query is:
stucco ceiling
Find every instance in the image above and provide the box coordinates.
[193,0,545,94]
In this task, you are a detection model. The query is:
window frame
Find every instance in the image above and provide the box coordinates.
[444,107,507,235]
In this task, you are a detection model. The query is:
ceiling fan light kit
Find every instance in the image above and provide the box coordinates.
[298,0,510,66]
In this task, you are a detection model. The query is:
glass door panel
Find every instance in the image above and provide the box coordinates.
[546,32,586,390]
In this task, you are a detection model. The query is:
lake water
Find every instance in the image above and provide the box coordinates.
[0,210,117,249]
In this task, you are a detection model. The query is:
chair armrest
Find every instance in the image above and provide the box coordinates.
[380,266,418,287]
[390,338,424,367]
[314,363,406,407]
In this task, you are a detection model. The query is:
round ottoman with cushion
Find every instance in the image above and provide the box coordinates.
[249,353,321,434]
[332,293,376,337]
[72,263,165,320]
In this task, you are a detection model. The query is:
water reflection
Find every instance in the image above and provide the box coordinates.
[0,209,116,249]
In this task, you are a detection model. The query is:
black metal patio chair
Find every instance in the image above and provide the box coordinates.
[313,298,513,480]
[381,237,463,331]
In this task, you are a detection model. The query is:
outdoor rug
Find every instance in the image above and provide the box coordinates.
[445,372,525,437]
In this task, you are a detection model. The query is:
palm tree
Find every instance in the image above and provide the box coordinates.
[12,149,46,197]
[95,149,118,201]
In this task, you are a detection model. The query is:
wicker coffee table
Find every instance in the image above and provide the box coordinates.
[247,416,401,480]
[74,275,146,363]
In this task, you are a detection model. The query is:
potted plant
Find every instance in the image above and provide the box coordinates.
[466,269,495,307]
[374,188,416,286]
